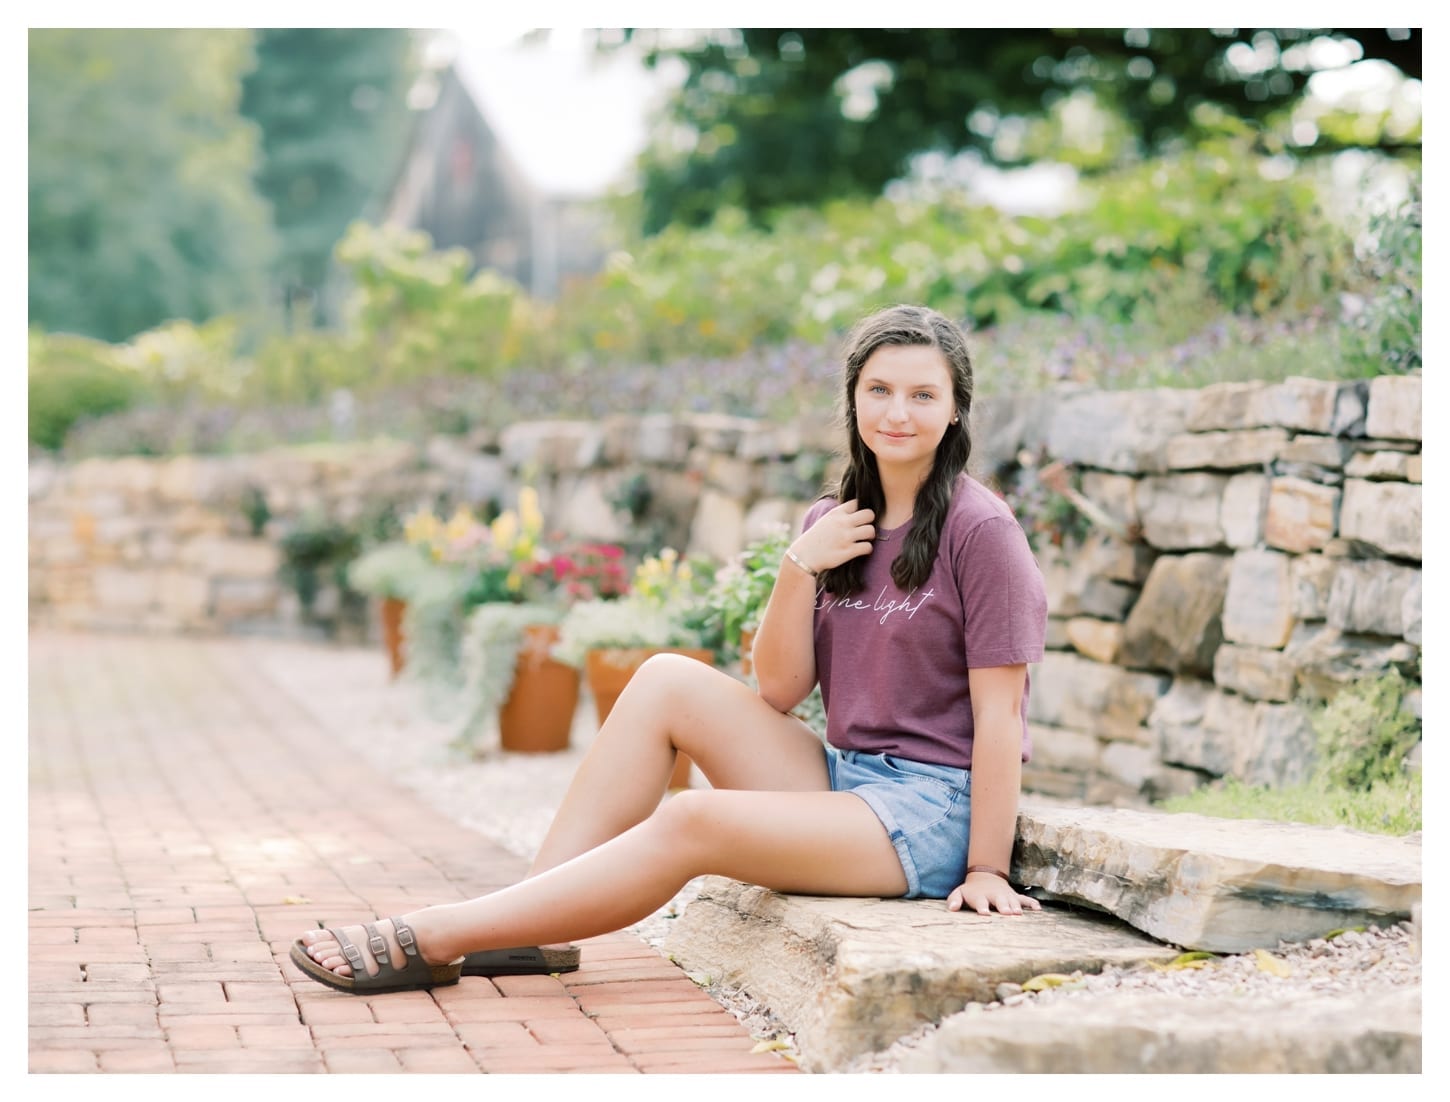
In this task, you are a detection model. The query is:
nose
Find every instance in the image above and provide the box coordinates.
[886,395,910,422]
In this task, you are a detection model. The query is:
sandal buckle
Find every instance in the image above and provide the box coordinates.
[394,923,417,956]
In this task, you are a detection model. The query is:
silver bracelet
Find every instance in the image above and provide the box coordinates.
[784,548,819,577]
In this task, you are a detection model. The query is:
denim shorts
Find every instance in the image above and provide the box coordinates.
[825,745,972,900]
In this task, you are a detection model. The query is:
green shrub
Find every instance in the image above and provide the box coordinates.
[334,221,520,386]
[1338,182,1422,376]
[1311,669,1421,791]
[1159,672,1422,835]
[27,329,149,451]
[277,512,362,620]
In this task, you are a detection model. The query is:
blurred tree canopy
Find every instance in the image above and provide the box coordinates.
[28,28,419,343]
[28,29,278,342]
[619,28,1422,232]
[240,29,417,321]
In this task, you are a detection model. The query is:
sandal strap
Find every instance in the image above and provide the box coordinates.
[364,923,391,970]
[391,916,420,959]
[333,927,367,974]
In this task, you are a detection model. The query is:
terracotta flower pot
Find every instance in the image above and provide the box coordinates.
[585,646,712,788]
[499,623,580,753]
[380,597,407,679]
[739,627,757,680]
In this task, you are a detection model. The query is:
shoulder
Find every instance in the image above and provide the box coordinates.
[944,474,1019,535]
[940,475,1036,566]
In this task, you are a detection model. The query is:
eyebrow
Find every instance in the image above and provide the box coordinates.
[860,376,945,391]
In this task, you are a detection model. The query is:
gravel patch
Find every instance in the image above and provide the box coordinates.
[842,919,1422,1072]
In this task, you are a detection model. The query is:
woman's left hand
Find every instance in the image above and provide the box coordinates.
[947,870,1042,916]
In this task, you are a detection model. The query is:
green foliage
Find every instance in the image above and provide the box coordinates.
[334,222,520,386]
[1160,672,1422,835]
[620,28,1420,231]
[27,329,149,451]
[245,326,359,405]
[1001,457,1091,554]
[1338,183,1422,376]
[346,541,432,601]
[239,485,272,536]
[558,140,1352,366]
[552,598,695,668]
[277,512,361,617]
[399,564,474,717]
[113,317,247,403]
[28,29,277,341]
[1310,670,1421,791]
[239,29,417,312]
[703,525,794,660]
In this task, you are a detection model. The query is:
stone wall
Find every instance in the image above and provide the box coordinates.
[28,373,1421,801]
[995,373,1423,803]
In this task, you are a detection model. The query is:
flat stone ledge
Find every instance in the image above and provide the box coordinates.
[1014,805,1421,952]
[663,877,1180,1072]
[898,987,1420,1073]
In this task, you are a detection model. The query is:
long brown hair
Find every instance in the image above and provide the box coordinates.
[817,304,974,597]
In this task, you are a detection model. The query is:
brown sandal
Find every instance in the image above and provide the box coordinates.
[461,944,581,976]
[290,916,463,994]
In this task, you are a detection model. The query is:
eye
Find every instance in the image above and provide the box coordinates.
[868,385,888,395]
[914,391,935,401]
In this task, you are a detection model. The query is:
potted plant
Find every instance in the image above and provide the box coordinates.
[554,548,718,788]
[347,540,433,677]
[701,525,828,741]
[432,491,632,756]
[277,511,362,629]
[704,524,793,677]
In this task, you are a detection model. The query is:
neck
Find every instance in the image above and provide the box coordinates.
[876,461,929,529]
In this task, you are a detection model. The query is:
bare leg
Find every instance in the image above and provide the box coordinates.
[299,786,907,978]
[528,653,831,875]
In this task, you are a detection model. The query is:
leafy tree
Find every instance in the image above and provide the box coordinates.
[28,29,277,341]
[616,28,1421,232]
[240,29,418,320]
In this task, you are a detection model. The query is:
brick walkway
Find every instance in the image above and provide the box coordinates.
[28,630,799,1074]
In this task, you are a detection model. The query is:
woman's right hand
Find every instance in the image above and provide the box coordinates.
[789,500,876,576]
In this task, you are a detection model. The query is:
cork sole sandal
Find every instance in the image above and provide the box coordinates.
[461,944,581,976]
[289,916,463,995]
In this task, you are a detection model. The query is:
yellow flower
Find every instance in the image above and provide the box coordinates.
[518,487,544,536]
[443,506,476,544]
[403,508,441,549]
[491,510,519,550]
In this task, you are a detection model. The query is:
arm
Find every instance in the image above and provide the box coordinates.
[947,663,1042,916]
[752,500,876,714]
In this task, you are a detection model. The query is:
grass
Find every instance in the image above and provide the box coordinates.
[1157,773,1422,836]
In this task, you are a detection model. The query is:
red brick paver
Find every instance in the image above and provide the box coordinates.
[29,631,799,1075]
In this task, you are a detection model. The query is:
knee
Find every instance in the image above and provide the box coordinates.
[624,652,716,704]
[651,789,717,853]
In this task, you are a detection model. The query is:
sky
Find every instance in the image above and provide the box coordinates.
[441,27,678,198]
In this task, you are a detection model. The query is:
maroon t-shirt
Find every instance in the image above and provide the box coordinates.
[803,474,1048,770]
